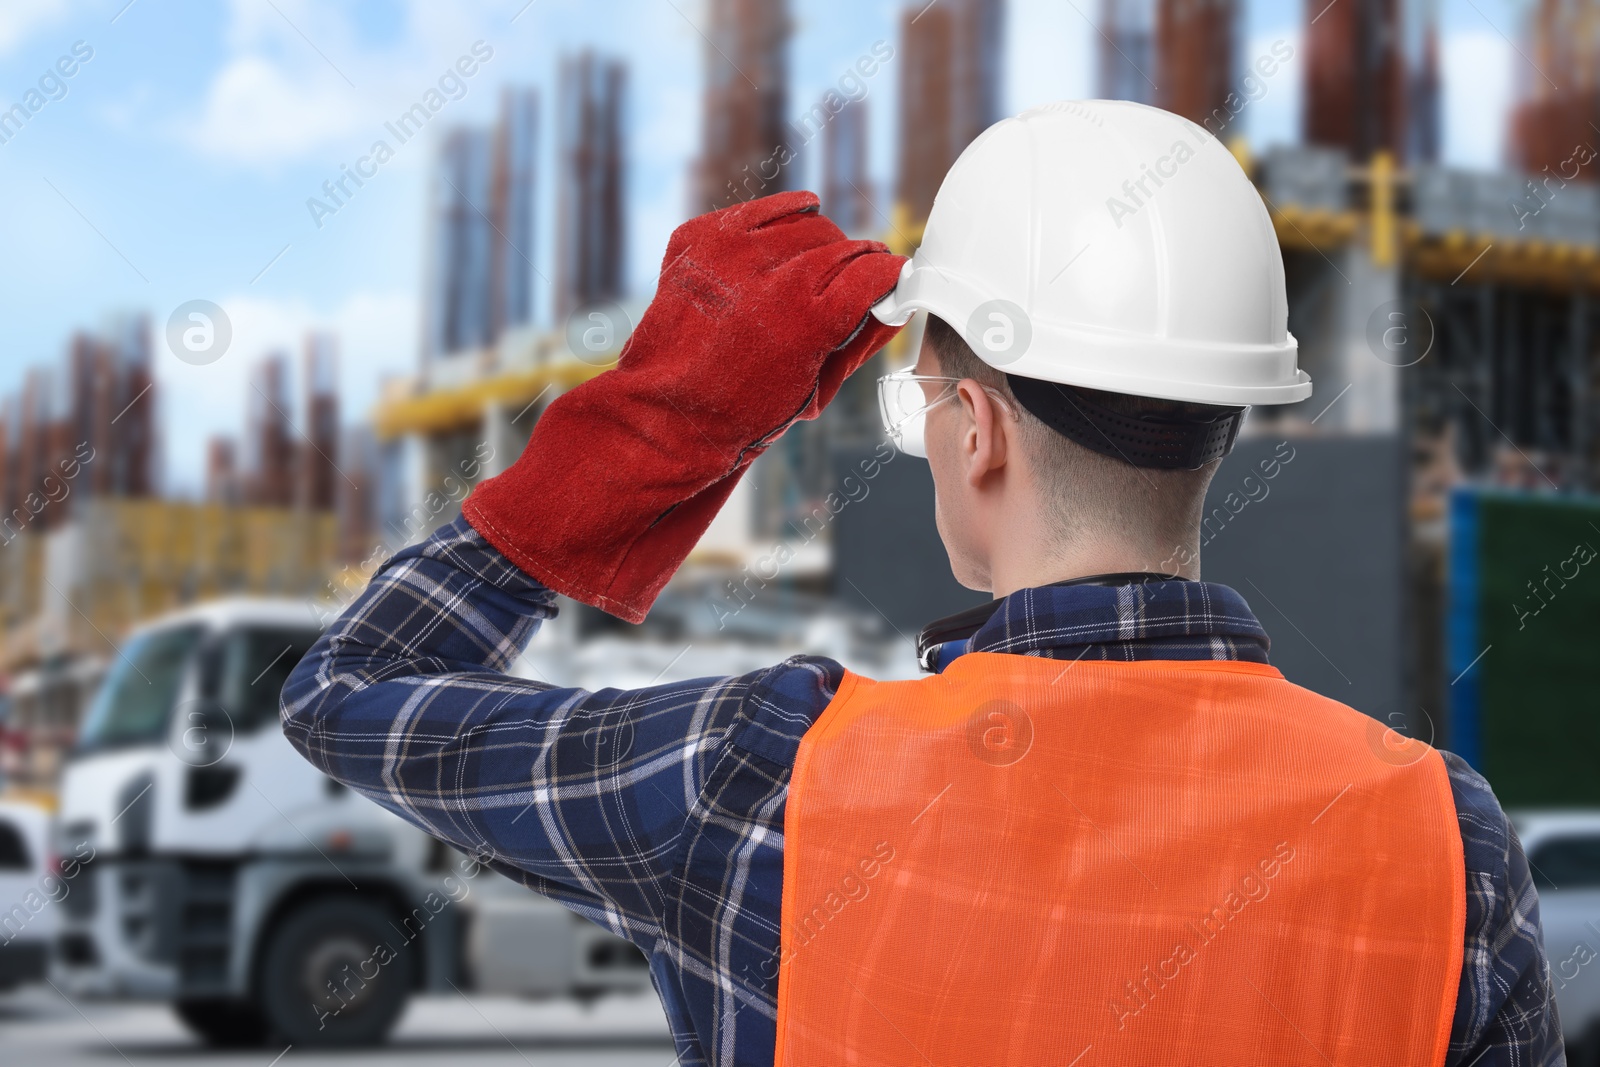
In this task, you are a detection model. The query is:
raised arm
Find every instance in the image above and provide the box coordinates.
[282,190,904,936]
[280,515,760,936]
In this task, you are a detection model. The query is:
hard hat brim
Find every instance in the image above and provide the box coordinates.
[873,261,1312,407]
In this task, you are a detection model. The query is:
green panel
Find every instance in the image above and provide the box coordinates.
[1475,492,1600,806]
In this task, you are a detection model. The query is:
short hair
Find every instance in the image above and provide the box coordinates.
[922,315,1224,564]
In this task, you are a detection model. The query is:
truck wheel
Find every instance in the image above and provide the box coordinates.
[257,897,413,1047]
[173,998,268,1047]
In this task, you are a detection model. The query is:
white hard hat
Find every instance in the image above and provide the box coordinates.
[873,100,1310,408]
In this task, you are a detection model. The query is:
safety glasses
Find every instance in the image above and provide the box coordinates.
[876,368,1016,458]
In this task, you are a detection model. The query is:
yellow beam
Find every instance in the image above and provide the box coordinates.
[1370,151,1396,267]
[887,201,925,257]
[1268,203,1360,253]
[1228,136,1253,180]
[1404,231,1600,289]
[373,360,608,440]
[1257,160,1600,292]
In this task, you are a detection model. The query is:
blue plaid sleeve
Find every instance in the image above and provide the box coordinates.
[280,515,763,944]
[1443,752,1566,1067]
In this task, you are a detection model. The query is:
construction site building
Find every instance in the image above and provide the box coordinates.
[0,498,340,790]
[1094,0,1437,161]
[1097,0,1157,107]
[206,436,241,506]
[1510,0,1600,178]
[0,316,353,793]
[556,52,627,323]
[298,332,340,513]
[245,354,296,508]
[424,89,541,362]
[380,59,633,546]
[1155,0,1237,127]
[896,0,1005,231]
[493,88,540,338]
[336,425,381,566]
[822,99,873,235]
[896,6,955,228]
[952,0,1005,158]
[1303,0,1439,164]
[1407,0,1441,163]
[67,321,155,499]
[692,0,791,214]
[0,317,154,538]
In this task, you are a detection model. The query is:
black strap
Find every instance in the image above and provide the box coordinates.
[914,572,1190,672]
[914,601,1000,671]
[1005,374,1245,471]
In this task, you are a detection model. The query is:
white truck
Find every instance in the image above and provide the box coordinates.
[0,799,59,990]
[52,598,651,1048]
[1515,811,1600,1065]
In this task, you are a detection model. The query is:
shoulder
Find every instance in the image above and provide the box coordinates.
[1437,748,1527,941]
[724,655,850,770]
[1439,750,1515,877]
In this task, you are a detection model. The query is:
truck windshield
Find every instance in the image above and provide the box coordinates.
[77,624,205,753]
[200,627,322,733]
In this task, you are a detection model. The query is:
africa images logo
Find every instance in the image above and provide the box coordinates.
[166,300,233,366]
[966,698,1034,766]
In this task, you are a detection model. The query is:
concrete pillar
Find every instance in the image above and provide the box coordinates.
[482,400,514,479]
[1330,240,1403,434]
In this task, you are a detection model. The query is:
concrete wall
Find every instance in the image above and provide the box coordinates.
[1201,435,1408,726]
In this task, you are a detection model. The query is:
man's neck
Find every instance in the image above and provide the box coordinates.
[988,540,1200,598]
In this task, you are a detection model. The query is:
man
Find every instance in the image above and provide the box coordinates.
[284,102,1561,1065]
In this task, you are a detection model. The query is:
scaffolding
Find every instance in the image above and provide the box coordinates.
[896,4,955,228]
[691,0,791,215]
[0,317,155,538]
[1247,145,1600,492]
[424,89,540,362]
[822,99,873,236]
[1302,0,1438,164]
[895,0,1004,230]
[245,354,295,508]
[1098,0,1157,106]
[298,332,340,513]
[1155,0,1238,126]
[556,52,627,323]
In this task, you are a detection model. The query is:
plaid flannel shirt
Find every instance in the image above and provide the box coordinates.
[282,515,1564,1067]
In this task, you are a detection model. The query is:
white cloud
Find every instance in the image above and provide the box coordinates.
[181,0,511,165]
[1442,29,1510,170]
[0,0,69,55]
[186,56,367,164]
[155,289,416,495]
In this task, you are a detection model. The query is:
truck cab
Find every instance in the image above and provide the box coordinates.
[53,598,650,1047]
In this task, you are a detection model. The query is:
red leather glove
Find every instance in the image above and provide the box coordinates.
[463,190,906,623]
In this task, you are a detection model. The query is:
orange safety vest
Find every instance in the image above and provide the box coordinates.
[774,655,1464,1067]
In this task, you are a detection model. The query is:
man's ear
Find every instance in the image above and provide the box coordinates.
[956,380,1008,489]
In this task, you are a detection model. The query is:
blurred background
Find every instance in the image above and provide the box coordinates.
[1,0,1599,1062]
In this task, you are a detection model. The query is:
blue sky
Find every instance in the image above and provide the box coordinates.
[0,0,1518,494]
